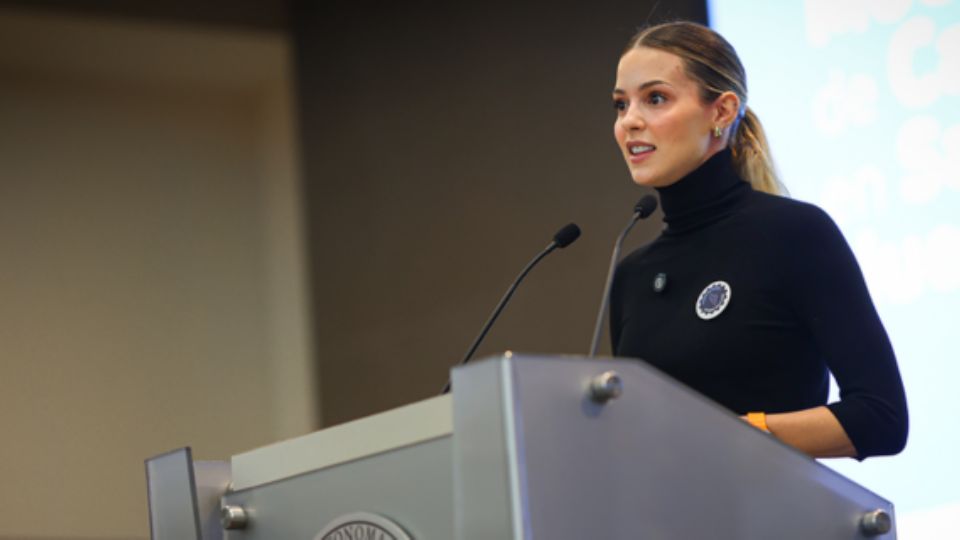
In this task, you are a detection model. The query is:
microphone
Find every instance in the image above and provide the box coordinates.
[441,223,581,394]
[553,222,582,248]
[587,195,658,357]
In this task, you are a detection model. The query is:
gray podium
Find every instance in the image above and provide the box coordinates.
[146,354,896,539]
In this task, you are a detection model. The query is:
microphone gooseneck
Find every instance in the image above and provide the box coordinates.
[441,223,581,394]
[588,195,658,357]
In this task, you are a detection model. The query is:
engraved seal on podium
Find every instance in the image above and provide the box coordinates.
[314,512,412,540]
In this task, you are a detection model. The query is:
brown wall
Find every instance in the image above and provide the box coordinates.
[293,2,708,426]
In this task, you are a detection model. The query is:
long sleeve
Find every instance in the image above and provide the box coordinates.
[766,203,908,458]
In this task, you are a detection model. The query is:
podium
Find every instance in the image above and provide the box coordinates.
[146,354,896,539]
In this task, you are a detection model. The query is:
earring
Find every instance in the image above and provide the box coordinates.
[713,125,723,138]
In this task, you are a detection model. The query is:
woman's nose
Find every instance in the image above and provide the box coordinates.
[621,105,645,130]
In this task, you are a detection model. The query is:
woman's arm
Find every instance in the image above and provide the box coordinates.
[761,202,908,458]
[744,406,857,458]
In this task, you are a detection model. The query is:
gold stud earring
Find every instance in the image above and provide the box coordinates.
[713,125,723,138]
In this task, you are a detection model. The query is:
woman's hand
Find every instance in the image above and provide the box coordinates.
[741,406,858,458]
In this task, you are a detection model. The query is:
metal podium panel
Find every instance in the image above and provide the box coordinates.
[221,436,454,539]
[452,354,896,540]
[145,448,202,540]
[194,461,231,540]
[146,448,230,540]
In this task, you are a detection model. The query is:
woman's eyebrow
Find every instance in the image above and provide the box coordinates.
[612,79,670,94]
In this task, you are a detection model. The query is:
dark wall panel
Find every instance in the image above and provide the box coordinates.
[0,0,289,30]
[294,1,708,425]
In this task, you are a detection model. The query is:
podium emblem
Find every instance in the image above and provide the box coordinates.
[314,512,412,540]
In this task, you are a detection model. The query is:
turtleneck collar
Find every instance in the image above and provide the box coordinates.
[655,148,750,235]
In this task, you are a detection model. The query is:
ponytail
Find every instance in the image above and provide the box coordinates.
[731,107,786,196]
[625,22,789,196]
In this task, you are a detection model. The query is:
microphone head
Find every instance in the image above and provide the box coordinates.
[635,194,659,218]
[553,223,581,248]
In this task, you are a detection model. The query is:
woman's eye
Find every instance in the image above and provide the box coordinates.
[613,99,627,111]
[647,92,667,105]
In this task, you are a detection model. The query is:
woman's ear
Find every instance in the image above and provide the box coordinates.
[714,91,741,126]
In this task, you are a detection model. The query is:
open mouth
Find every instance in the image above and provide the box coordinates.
[627,142,655,158]
[627,142,657,162]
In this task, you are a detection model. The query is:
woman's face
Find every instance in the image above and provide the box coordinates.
[613,47,722,188]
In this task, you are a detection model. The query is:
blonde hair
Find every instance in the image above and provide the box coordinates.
[625,21,786,195]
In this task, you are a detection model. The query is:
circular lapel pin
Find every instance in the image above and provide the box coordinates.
[695,280,731,320]
[653,272,668,293]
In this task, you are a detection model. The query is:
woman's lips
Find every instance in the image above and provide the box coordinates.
[626,142,655,163]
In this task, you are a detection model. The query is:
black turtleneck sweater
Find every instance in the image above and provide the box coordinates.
[610,150,907,459]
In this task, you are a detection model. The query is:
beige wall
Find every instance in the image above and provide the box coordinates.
[0,8,314,539]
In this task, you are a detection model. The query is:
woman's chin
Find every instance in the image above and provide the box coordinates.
[629,168,683,189]
[629,172,660,188]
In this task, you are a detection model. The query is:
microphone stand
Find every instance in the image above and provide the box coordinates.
[588,195,658,357]
[441,223,580,394]
[588,214,641,357]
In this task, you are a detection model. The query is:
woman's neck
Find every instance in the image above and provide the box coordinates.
[654,149,750,234]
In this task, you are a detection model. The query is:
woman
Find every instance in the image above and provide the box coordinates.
[608,21,907,459]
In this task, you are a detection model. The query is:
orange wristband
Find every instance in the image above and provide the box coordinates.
[746,411,770,433]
